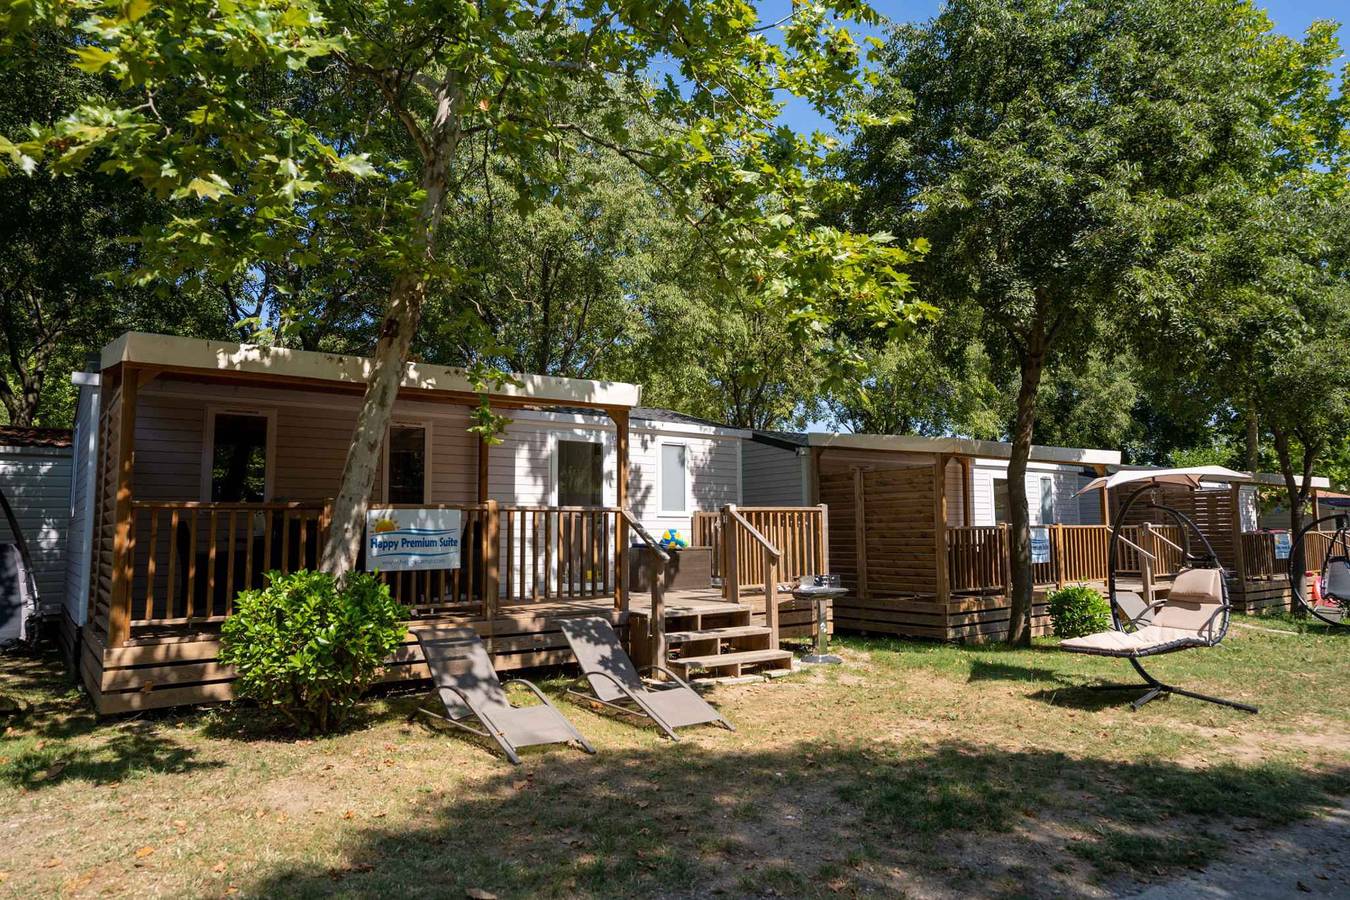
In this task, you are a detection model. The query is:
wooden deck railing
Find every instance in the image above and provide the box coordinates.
[947,525,1008,593]
[1055,525,1111,583]
[124,500,627,628]
[1240,529,1335,579]
[1303,531,1338,575]
[693,505,828,590]
[128,501,330,626]
[946,522,1187,595]
[724,505,782,648]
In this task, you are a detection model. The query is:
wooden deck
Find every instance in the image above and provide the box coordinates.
[83,597,635,715]
[78,587,822,715]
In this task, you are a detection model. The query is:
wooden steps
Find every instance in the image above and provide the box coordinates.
[657,589,795,679]
[666,624,772,643]
[667,648,794,679]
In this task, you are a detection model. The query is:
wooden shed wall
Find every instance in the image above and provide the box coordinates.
[820,463,942,596]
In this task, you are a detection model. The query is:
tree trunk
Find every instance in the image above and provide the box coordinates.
[317,273,428,578]
[1245,408,1259,473]
[318,145,452,578]
[1005,348,1045,646]
[1272,426,1309,614]
[0,356,45,427]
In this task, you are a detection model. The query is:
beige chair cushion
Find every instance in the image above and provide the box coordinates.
[1152,568,1223,638]
[1061,624,1207,656]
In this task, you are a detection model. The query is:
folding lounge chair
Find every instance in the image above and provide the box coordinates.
[1061,567,1257,713]
[557,617,734,740]
[413,625,595,764]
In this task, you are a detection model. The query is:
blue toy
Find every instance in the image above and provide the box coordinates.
[659,528,688,550]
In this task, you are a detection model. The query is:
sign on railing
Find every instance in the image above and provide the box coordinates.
[1030,527,1051,564]
[366,507,462,572]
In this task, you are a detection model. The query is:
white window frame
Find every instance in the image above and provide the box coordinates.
[382,419,433,505]
[201,405,277,502]
[551,434,607,507]
[658,440,689,515]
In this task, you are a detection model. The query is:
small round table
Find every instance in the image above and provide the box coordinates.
[792,584,848,665]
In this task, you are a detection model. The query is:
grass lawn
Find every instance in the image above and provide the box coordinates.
[1,617,1347,898]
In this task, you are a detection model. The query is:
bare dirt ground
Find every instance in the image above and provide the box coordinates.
[1122,799,1350,898]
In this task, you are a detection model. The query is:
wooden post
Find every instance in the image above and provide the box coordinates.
[852,467,869,601]
[1095,465,1110,525]
[610,408,630,611]
[1140,522,1156,609]
[765,552,779,649]
[960,456,974,527]
[809,447,822,507]
[725,504,741,600]
[477,435,490,503]
[107,366,140,648]
[817,503,830,575]
[933,457,950,605]
[649,565,666,667]
[1228,482,1247,607]
[1053,523,1065,589]
[483,499,500,619]
[999,523,1012,598]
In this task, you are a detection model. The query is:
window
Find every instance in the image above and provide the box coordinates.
[386,425,427,504]
[992,478,1011,524]
[1039,476,1056,524]
[661,443,687,513]
[557,440,603,506]
[209,412,269,502]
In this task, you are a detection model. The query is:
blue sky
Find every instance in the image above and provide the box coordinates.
[769,0,1347,137]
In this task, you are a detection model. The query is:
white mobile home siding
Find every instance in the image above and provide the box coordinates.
[0,443,73,617]
[969,459,1102,526]
[740,440,808,507]
[491,412,744,539]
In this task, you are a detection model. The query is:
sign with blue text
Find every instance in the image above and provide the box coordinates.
[365,507,461,572]
[1273,531,1292,561]
[1030,527,1052,565]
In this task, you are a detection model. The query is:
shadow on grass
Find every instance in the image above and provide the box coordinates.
[0,649,225,790]
[244,738,1350,899]
[195,686,432,744]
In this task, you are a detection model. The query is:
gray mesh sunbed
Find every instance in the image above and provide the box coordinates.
[557,616,734,740]
[413,625,595,764]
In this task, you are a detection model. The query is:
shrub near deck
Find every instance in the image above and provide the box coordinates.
[219,571,405,734]
[1047,584,1113,638]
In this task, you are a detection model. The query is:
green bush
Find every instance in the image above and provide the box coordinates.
[1047,585,1112,639]
[220,570,405,734]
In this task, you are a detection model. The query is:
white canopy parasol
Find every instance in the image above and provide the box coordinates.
[1075,465,1251,497]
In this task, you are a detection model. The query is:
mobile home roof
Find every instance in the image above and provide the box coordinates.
[803,432,1121,466]
[99,332,642,410]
